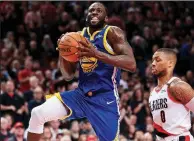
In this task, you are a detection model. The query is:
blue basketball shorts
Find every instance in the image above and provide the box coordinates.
[58,88,120,141]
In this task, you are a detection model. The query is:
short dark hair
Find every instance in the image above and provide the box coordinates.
[156,48,177,63]
[156,48,177,56]
[90,2,108,15]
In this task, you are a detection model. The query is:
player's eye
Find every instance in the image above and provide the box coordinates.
[156,59,161,62]
[97,9,102,13]
[89,8,94,13]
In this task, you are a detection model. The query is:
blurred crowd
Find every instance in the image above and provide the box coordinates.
[0,1,194,141]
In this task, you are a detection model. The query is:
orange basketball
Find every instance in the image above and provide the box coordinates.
[58,32,89,62]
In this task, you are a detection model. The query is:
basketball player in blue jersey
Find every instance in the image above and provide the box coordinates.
[27,2,136,141]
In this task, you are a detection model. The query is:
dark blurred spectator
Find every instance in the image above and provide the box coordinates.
[1,47,15,69]
[24,2,41,30]
[70,120,80,140]
[1,82,7,94]
[35,70,45,86]
[50,120,63,140]
[131,35,147,76]
[3,31,16,49]
[28,86,45,114]
[79,120,95,135]
[126,125,136,140]
[8,122,26,141]
[15,24,28,41]
[190,44,194,72]
[179,36,193,74]
[68,20,80,32]
[58,11,71,34]
[50,60,58,80]
[184,16,193,35]
[1,2,18,38]
[18,59,33,93]
[143,132,153,141]
[153,27,163,48]
[185,70,194,87]
[0,117,13,141]
[41,125,53,141]
[29,40,42,61]
[1,65,12,82]
[72,3,84,22]
[13,40,29,64]
[108,16,125,31]
[32,61,41,72]
[130,88,149,130]
[8,60,21,82]
[134,130,144,141]
[40,2,56,26]
[0,81,28,123]
[79,134,87,141]
[41,34,56,66]
[43,69,54,93]
[4,114,14,132]
[56,2,65,20]
[125,7,139,40]
[23,76,39,102]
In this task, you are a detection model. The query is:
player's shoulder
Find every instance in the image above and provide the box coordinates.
[107,25,126,41]
[169,77,185,86]
[168,77,191,92]
[108,25,124,34]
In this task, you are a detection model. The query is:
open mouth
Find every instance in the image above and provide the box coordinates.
[91,17,99,23]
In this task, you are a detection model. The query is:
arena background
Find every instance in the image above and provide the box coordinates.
[0,1,194,141]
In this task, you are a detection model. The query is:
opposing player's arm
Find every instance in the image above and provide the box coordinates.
[169,80,194,112]
[78,26,136,72]
[57,34,77,81]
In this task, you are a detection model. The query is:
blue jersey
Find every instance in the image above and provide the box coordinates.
[78,25,121,94]
[57,25,121,140]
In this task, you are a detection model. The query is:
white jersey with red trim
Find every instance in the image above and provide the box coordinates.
[149,77,191,135]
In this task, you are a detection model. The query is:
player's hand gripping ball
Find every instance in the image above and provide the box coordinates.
[57,32,89,62]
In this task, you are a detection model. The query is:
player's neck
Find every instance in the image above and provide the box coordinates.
[88,24,106,35]
[157,73,173,87]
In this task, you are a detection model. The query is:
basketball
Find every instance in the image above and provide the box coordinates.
[57,32,89,62]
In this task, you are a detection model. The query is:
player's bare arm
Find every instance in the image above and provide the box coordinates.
[57,34,77,81]
[169,79,194,112]
[78,26,136,72]
[59,56,77,81]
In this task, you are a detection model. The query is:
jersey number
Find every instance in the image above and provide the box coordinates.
[160,110,166,123]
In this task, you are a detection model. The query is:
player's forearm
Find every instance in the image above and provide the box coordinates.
[59,56,77,81]
[95,51,136,72]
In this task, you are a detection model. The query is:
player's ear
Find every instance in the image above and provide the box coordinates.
[168,60,174,68]
[105,16,108,23]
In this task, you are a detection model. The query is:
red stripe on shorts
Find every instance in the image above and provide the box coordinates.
[185,135,190,141]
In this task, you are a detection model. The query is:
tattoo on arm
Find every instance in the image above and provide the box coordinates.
[169,80,194,104]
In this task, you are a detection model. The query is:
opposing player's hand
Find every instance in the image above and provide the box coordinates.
[77,40,99,58]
